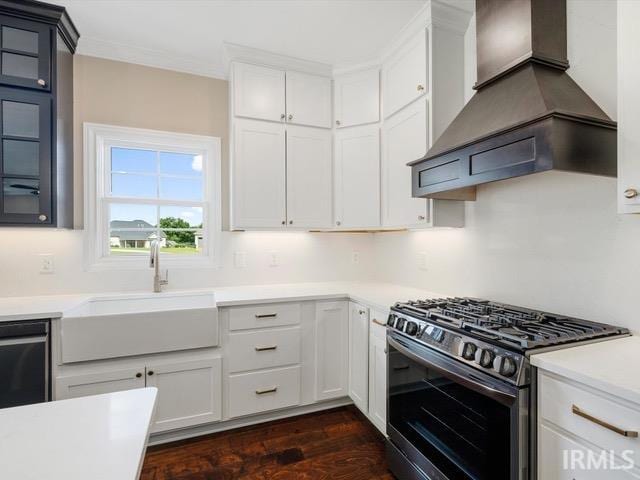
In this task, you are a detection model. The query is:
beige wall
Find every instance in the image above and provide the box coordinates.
[73,55,229,227]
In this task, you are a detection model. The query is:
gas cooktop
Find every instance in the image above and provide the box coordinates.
[391,297,628,351]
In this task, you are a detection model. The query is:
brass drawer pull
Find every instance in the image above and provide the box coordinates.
[256,386,278,395]
[255,345,278,352]
[572,405,639,438]
[255,313,277,319]
[372,319,387,327]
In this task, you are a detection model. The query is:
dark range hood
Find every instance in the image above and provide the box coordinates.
[409,0,616,201]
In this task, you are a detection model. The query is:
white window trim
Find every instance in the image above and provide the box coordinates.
[83,123,221,271]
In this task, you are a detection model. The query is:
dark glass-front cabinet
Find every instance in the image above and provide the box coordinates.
[0,1,78,227]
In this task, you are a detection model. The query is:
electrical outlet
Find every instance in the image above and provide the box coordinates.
[39,254,55,274]
[269,251,279,267]
[352,251,360,264]
[234,251,247,268]
[418,252,428,271]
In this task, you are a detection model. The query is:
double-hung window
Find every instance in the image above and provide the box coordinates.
[84,123,221,269]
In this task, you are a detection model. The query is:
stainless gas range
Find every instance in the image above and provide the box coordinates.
[385,297,629,480]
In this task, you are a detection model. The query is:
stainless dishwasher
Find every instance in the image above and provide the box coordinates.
[0,320,49,409]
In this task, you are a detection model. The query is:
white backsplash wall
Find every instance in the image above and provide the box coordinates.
[374,0,640,330]
[0,230,375,296]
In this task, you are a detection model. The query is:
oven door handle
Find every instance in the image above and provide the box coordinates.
[387,334,517,406]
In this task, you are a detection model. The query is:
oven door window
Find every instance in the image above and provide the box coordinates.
[388,346,513,480]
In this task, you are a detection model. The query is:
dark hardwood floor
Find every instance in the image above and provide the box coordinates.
[141,406,394,480]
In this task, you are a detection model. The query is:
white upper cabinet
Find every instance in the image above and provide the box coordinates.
[382,96,429,227]
[334,68,380,128]
[232,118,286,228]
[618,0,640,214]
[233,63,286,123]
[286,71,332,128]
[382,29,428,119]
[334,125,380,229]
[286,125,333,228]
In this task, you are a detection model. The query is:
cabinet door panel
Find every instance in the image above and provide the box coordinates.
[146,357,222,433]
[314,301,349,401]
[383,29,427,119]
[382,97,429,227]
[334,68,380,128]
[369,334,387,435]
[349,302,369,414]
[286,125,332,228]
[0,17,51,91]
[286,71,332,128]
[56,367,145,400]
[232,118,286,228]
[618,0,640,214]
[233,63,285,122]
[334,125,380,228]
[0,88,51,225]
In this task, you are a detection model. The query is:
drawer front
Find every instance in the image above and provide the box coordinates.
[539,423,639,479]
[227,326,301,373]
[540,372,640,455]
[228,303,301,331]
[370,308,388,342]
[227,365,301,418]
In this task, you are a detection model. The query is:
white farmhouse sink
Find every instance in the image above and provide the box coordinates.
[61,292,219,363]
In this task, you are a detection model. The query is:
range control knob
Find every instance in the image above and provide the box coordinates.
[493,355,517,377]
[457,342,477,360]
[405,321,418,336]
[395,318,406,331]
[386,314,397,327]
[431,328,445,343]
[474,348,495,368]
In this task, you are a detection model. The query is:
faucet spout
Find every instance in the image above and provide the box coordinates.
[150,239,168,293]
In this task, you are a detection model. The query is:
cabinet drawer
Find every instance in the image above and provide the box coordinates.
[227,365,301,418]
[539,423,638,479]
[540,372,640,455]
[228,303,301,331]
[227,326,301,373]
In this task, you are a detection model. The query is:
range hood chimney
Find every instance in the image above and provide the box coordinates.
[409,0,616,201]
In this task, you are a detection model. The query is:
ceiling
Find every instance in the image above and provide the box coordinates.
[51,0,449,79]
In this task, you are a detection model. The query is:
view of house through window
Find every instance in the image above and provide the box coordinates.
[107,147,205,256]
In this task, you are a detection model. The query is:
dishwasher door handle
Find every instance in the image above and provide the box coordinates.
[0,335,47,347]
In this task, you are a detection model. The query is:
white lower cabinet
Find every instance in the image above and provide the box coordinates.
[56,366,145,399]
[314,300,349,401]
[349,302,369,414]
[368,310,388,435]
[227,365,301,418]
[56,355,222,434]
[145,357,222,433]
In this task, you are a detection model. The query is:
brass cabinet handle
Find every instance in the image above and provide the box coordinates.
[418,215,426,221]
[255,345,278,352]
[255,313,277,319]
[288,114,293,120]
[256,386,278,395]
[336,120,341,126]
[281,220,286,225]
[572,405,639,438]
[37,79,46,87]
[372,319,387,327]
[417,84,425,91]
[624,188,638,199]
[280,113,286,120]
[38,214,47,222]
[335,220,341,226]
[359,310,366,315]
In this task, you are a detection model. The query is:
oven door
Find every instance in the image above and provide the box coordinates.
[387,332,528,480]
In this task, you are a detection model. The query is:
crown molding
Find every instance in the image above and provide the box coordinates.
[332,58,381,77]
[223,42,332,77]
[77,37,227,80]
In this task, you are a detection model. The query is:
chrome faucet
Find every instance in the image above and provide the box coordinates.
[149,240,168,293]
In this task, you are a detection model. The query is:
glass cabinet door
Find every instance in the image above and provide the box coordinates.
[0,88,51,224]
[0,16,51,91]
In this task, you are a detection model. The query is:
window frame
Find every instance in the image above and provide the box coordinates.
[83,123,221,270]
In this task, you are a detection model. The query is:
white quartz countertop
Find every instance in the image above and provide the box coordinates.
[0,281,445,322]
[530,335,640,405]
[0,388,157,480]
